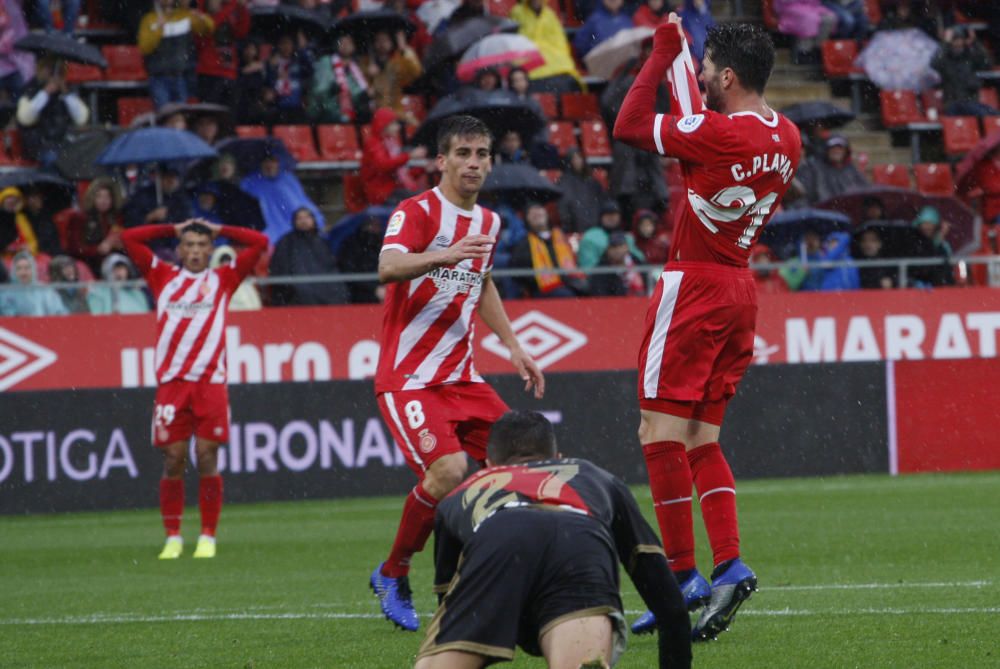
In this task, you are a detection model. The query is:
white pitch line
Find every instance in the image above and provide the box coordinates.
[765,580,992,592]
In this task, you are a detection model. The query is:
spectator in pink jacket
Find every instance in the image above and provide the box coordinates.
[773,0,837,63]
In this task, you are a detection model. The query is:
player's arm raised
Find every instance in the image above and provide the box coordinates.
[612,17,686,153]
[121,223,179,274]
[477,275,545,399]
[378,234,495,284]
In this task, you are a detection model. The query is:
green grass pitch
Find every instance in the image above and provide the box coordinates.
[2,472,998,669]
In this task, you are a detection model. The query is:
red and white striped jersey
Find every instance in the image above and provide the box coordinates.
[122,225,268,386]
[375,187,502,393]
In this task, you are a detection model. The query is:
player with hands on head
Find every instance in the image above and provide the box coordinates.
[414,410,692,669]
[121,217,268,560]
[370,115,545,632]
[613,15,802,641]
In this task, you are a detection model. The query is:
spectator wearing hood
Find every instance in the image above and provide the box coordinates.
[750,244,790,294]
[138,0,215,109]
[87,253,152,314]
[210,244,261,310]
[360,107,427,206]
[194,0,251,105]
[62,177,125,275]
[511,202,587,298]
[269,207,349,306]
[191,183,226,226]
[16,56,89,166]
[48,254,89,314]
[241,152,324,244]
[337,212,386,304]
[907,205,954,287]
[510,0,583,92]
[588,231,648,296]
[578,200,646,268]
[0,250,66,316]
[796,135,868,205]
[574,0,633,59]
[556,155,605,234]
[309,34,372,124]
[633,209,671,265]
[930,26,996,118]
[0,186,38,260]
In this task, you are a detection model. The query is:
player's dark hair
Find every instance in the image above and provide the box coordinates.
[704,23,775,95]
[437,114,493,156]
[180,222,213,239]
[487,411,557,465]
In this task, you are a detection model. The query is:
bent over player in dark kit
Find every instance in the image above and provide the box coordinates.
[415,411,692,669]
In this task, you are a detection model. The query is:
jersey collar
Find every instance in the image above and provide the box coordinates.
[433,186,477,217]
[729,108,779,128]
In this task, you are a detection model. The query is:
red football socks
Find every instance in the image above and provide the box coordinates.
[382,485,439,579]
[642,441,696,572]
[689,442,740,567]
[199,475,223,537]
[160,478,184,537]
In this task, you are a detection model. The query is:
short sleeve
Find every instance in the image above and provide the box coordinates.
[654,111,734,165]
[381,200,432,255]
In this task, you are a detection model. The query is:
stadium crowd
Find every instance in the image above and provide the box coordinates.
[0,0,998,316]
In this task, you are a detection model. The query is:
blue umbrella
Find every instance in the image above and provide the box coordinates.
[95,128,217,166]
[758,208,853,259]
[326,206,393,256]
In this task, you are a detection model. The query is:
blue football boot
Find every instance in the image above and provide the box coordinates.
[631,569,712,634]
[370,563,419,631]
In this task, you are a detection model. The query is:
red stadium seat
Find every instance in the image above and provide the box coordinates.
[921,89,944,118]
[941,116,981,156]
[116,97,154,126]
[273,125,320,162]
[979,87,999,112]
[579,119,611,159]
[984,115,1000,137]
[532,92,558,120]
[880,90,925,128]
[1,129,36,166]
[102,45,146,81]
[560,92,600,121]
[822,40,861,78]
[317,124,362,162]
[65,62,103,83]
[235,125,267,138]
[913,163,955,197]
[547,121,578,155]
[871,163,911,189]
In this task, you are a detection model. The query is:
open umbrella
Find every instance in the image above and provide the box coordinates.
[329,10,414,49]
[249,5,330,40]
[423,16,518,73]
[96,128,217,166]
[781,101,856,129]
[851,220,925,259]
[191,180,265,231]
[955,131,1000,194]
[455,34,545,82]
[15,33,107,67]
[410,89,547,148]
[326,205,393,256]
[757,208,853,259]
[583,26,654,81]
[817,186,980,255]
[155,102,235,139]
[480,163,561,209]
[0,170,75,209]
[54,127,123,180]
[855,28,940,91]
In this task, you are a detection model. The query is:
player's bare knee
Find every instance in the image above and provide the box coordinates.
[423,455,468,499]
[162,454,185,478]
[195,444,220,476]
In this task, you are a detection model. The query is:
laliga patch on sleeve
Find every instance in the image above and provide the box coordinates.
[386,211,405,237]
[677,114,706,134]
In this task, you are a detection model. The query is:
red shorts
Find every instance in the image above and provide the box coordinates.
[377,382,510,477]
[152,380,231,447]
[637,262,757,425]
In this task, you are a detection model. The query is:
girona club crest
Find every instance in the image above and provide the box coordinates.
[418,429,437,453]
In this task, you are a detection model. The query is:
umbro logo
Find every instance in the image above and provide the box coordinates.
[434,235,451,246]
[481,311,587,370]
[0,327,58,391]
[772,134,780,142]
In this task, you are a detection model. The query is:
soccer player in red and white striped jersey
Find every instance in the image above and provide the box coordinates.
[122,219,268,560]
[369,115,545,631]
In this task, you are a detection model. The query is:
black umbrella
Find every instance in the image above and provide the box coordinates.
[757,208,853,260]
[410,89,547,148]
[781,101,855,129]
[852,220,924,259]
[15,33,107,67]
[0,170,75,209]
[250,5,330,40]
[330,10,414,49]
[54,127,124,180]
[191,180,265,231]
[156,102,235,138]
[188,137,297,180]
[423,16,518,72]
[481,163,561,209]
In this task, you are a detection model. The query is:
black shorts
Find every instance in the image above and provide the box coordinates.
[416,508,627,666]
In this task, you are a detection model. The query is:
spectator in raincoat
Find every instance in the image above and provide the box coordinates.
[510,0,583,92]
[0,250,66,316]
[87,253,151,314]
